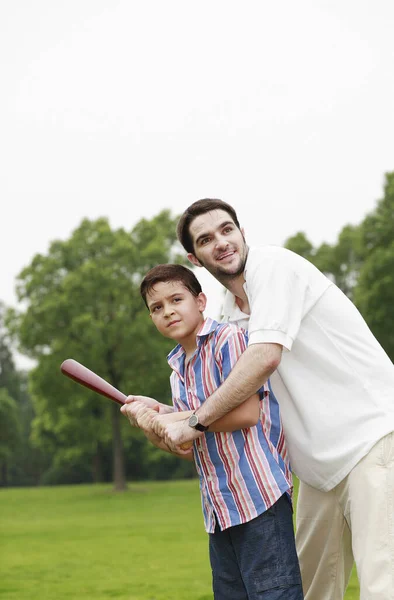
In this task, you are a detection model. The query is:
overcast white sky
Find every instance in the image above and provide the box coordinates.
[1,1,394,368]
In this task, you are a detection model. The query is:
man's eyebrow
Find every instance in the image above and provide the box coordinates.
[195,220,234,245]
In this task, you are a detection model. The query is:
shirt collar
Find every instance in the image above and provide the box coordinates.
[167,317,219,372]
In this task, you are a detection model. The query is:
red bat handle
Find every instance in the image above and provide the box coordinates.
[60,359,126,406]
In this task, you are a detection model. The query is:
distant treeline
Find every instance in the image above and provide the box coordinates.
[1,172,393,489]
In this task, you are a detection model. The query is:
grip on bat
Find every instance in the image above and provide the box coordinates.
[180,441,193,451]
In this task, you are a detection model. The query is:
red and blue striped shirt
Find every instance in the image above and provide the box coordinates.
[168,317,292,533]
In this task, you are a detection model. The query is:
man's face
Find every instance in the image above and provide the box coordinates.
[187,209,248,282]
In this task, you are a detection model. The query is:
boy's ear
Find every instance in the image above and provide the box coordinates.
[197,292,207,312]
[187,253,202,268]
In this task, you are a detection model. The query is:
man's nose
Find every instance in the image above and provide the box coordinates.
[215,235,229,249]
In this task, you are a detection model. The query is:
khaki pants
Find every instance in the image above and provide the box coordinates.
[296,431,394,600]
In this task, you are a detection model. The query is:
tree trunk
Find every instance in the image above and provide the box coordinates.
[111,402,127,491]
[1,461,8,487]
[92,443,104,483]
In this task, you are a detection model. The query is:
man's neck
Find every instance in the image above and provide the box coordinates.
[222,273,249,314]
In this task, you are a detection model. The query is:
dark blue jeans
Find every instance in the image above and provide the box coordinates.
[209,494,304,599]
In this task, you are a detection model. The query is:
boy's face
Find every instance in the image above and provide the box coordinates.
[146,281,206,349]
[186,209,248,282]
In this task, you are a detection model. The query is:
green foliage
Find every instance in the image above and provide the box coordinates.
[283,232,314,260]
[0,302,46,486]
[354,172,394,359]
[7,211,188,488]
[284,226,364,298]
[362,171,394,254]
[354,243,394,359]
[0,389,20,462]
[284,171,394,361]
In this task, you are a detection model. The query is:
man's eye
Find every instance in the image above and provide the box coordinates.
[223,227,233,234]
[200,237,210,245]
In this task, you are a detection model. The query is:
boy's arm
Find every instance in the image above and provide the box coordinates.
[163,342,282,451]
[208,393,260,431]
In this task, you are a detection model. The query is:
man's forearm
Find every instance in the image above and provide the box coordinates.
[195,343,282,425]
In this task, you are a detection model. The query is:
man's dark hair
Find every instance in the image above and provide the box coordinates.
[140,264,202,308]
[177,198,241,254]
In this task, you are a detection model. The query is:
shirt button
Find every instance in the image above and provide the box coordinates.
[207,476,213,482]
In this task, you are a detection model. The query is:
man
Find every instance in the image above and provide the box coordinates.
[142,198,394,600]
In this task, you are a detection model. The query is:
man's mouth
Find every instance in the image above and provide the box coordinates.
[217,250,236,261]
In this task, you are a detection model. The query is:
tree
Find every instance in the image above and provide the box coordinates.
[354,172,394,360]
[283,232,314,261]
[0,302,41,486]
[8,211,186,490]
[284,227,363,299]
[284,171,394,360]
[0,388,20,485]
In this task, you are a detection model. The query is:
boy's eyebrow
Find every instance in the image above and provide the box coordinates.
[147,291,185,309]
[194,220,234,246]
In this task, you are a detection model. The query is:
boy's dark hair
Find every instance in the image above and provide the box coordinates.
[177,198,241,254]
[140,264,202,308]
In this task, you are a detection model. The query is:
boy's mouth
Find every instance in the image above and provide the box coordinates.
[168,320,181,327]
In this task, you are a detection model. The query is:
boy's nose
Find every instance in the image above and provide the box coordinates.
[164,305,175,317]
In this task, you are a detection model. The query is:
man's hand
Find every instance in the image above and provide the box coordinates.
[163,419,203,453]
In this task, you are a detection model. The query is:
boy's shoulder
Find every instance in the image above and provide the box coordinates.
[211,321,248,349]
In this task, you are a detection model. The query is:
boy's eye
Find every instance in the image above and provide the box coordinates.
[152,305,161,313]
[173,297,182,303]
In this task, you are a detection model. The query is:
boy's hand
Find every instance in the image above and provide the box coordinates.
[120,396,174,427]
[151,410,193,438]
[121,401,159,432]
[164,419,203,453]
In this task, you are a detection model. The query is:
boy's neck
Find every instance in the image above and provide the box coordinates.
[175,316,204,361]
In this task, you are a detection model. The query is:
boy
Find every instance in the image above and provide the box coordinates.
[122,264,303,600]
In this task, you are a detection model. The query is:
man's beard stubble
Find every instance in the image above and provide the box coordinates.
[197,245,249,287]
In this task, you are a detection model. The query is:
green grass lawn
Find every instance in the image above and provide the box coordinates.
[0,479,359,599]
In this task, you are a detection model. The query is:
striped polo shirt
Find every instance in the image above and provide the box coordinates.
[168,317,292,533]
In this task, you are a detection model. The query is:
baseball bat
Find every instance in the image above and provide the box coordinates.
[60,359,193,451]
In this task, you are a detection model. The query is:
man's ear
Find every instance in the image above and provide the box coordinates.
[187,253,202,267]
[197,293,207,312]
[241,227,246,240]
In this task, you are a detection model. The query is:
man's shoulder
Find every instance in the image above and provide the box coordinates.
[248,245,297,264]
[247,245,326,278]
